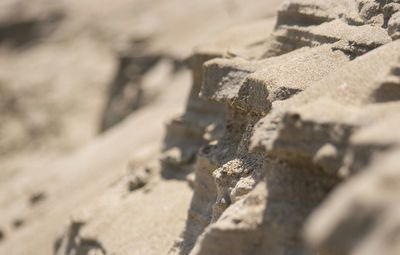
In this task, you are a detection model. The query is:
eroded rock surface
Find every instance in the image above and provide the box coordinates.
[170,1,400,255]
[2,1,400,255]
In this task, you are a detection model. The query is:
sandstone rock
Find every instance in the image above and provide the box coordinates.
[3,0,400,255]
[176,1,400,255]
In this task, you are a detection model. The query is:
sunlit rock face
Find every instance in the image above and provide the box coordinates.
[172,1,400,255]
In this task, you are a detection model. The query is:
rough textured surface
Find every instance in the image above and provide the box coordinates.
[2,0,400,255]
[173,1,400,255]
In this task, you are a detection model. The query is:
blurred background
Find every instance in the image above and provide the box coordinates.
[0,0,282,177]
[0,0,283,254]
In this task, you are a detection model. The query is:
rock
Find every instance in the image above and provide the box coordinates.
[175,1,400,255]
[306,147,400,255]
[3,0,400,255]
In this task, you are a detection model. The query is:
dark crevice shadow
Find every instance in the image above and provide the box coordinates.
[374,82,400,103]
[99,36,185,132]
[160,155,196,181]
[0,11,65,49]
[54,221,106,255]
[0,229,4,242]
